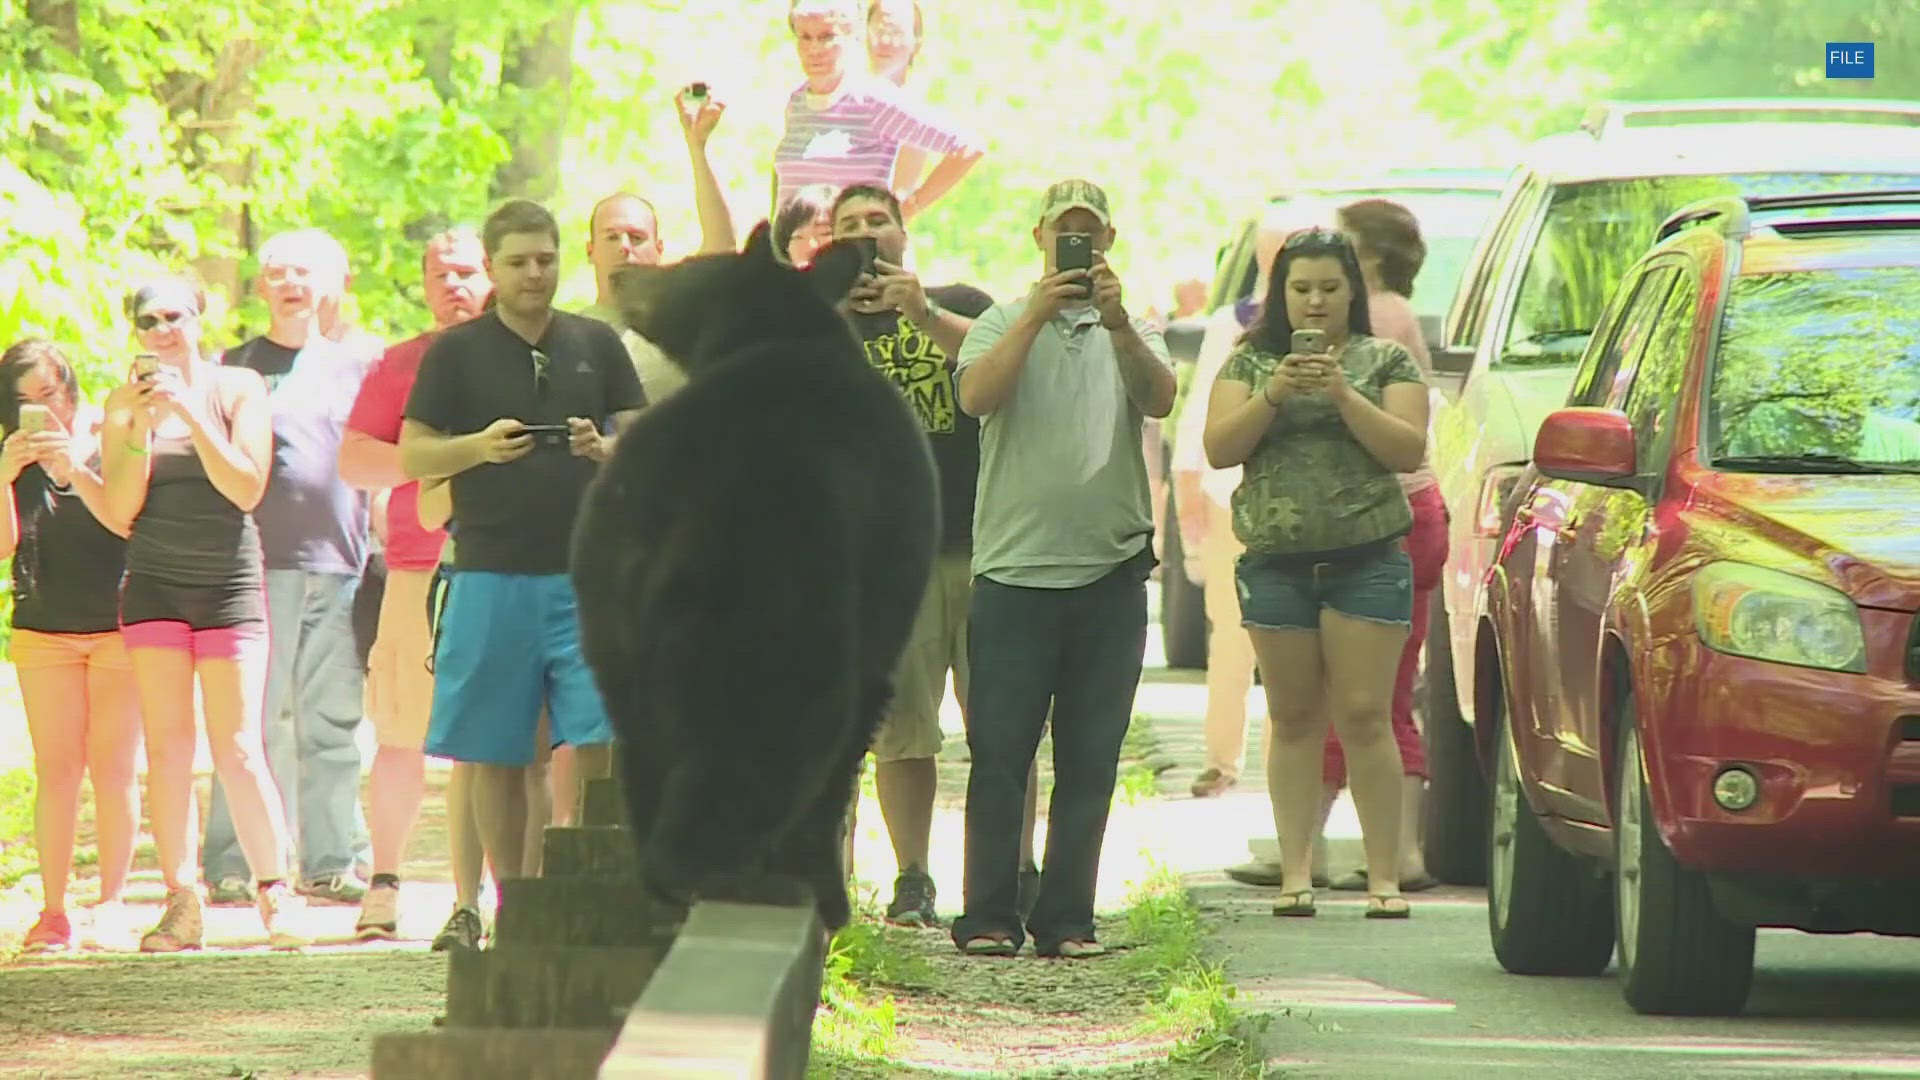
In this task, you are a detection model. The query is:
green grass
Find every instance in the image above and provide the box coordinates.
[0,766,36,888]
[1121,866,1273,1078]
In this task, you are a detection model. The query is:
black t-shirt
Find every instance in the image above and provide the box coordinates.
[848,284,993,552]
[404,310,646,573]
[11,462,128,634]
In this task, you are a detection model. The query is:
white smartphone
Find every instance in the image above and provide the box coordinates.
[17,404,53,435]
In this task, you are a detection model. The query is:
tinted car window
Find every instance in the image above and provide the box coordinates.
[1622,270,1701,472]
[1498,173,1920,371]
[1708,263,1920,467]
[1569,265,1675,407]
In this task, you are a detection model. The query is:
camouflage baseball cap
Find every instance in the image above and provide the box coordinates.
[1037,179,1111,227]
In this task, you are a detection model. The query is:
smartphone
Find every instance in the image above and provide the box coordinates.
[1290,328,1328,355]
[17,404,52,435]
[850,235,879,275]
[518,423,571,449]
[133,353,161,381]
[686,81,709,99]
[1055,234,1094,296]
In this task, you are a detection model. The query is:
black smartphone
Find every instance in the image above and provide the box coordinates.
[518,423,571,448]
[686,81,709,99]
[850,235,879,274]
[1055,233,1094,296]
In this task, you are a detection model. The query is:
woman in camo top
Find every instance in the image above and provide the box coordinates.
[1201,227,1429,920]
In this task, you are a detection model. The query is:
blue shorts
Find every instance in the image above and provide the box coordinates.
[424,570,613,765]
[1235,543,1413,631]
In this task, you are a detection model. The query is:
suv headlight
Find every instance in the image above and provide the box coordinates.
[1692,562,1866,674]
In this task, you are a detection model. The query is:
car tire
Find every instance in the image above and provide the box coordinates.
[1421,597,1488,886]
[1159,487,1208,671]
[1613,700,1756,1016]
[1486,681,1614,976]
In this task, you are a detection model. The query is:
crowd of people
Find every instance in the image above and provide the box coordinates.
[8,0,1443,960]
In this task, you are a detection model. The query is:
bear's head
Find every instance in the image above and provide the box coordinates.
[613,221,866,377]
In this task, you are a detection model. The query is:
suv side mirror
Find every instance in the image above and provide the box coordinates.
[1432,345,1474,375]
[1163,317,1209,364]
[1534,407,1637,486]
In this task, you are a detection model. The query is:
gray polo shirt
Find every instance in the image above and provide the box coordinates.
[956,298,1171,588]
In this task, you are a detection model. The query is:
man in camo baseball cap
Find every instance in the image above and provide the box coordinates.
[1036,178,1111,227]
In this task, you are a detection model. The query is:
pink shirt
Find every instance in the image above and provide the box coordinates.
[1368,291,1439,495]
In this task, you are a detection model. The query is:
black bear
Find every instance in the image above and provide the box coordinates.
[569,222,939,933]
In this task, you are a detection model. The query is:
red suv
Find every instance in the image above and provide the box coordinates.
[1478,190,1920,1016]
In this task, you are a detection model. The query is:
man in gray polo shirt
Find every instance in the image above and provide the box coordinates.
[949,179,1176,958]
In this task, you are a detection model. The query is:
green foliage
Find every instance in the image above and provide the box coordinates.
[0,768,35,889]
[7,0,1918,396]
[1121,866,1271,1077]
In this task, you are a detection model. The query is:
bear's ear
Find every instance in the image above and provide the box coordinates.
[743,220,777,262]
[804,238,866,305]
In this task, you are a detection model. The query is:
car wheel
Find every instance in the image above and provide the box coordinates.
[1487,683,1614,976]
[1158,487,1208,671]
[1613,700,1756,1016]
[1421,597,1487,885]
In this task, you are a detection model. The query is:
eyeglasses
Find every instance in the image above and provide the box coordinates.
[135,310,190,332]
[531,349,550,397]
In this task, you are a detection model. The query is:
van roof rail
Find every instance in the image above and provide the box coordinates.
[1580,98,1920,139]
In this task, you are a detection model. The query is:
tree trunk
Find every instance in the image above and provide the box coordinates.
[24,0,79,54]
[490,3,579,203]
[161,39,261,314]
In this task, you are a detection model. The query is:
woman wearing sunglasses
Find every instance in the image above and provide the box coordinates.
[100,276,301,951]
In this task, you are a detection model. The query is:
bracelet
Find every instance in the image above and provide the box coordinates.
[123,440,149,455]
[1261,385,1282,408]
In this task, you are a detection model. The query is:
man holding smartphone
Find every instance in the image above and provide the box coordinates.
[399,199,646,896]
[949,179,1175,959]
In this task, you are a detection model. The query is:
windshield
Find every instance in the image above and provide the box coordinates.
[1709,264,1920,470]
[1499,173,1920,370]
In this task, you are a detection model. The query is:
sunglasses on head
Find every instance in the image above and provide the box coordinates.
[1280,227,1351,252]
[135,310,190,332]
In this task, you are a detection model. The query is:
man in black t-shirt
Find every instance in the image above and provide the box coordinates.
[829,183,1041,928]
[399,199,647,888]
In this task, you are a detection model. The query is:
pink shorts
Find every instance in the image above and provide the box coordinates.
[120,619,265,660]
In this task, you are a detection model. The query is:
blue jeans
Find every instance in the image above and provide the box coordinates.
[951,548,1152,953]
[203,569,370,884]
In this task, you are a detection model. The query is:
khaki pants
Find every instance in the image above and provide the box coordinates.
[1200,499,1257,778]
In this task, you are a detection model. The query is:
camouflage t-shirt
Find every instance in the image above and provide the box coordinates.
[1220,335,1425,555]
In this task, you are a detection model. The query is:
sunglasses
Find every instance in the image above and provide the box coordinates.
[135,310,191,332]
[1281,227,1352,252]
[531,348,550,397]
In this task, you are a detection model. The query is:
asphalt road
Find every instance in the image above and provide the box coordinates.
[1133,590,1920,1080]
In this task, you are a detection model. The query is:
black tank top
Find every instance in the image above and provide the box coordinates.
[124,369,264,588]
[10,440,128,634]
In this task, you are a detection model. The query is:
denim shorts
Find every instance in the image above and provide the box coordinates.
[1235,543,1413,631]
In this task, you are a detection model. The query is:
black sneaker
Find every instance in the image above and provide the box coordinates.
[431,905,484,951]
[1016,864,1041,921]
[884,870,940,928]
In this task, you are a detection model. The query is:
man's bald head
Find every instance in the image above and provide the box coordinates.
[588,192,666,298]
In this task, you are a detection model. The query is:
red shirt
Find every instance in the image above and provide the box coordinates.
[347,331,445,571]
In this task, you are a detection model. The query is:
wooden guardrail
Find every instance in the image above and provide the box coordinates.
[368,755,827,1079]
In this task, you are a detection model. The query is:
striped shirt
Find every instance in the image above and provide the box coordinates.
[773,75,973,210]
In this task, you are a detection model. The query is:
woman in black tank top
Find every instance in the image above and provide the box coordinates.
[99,277,302,951]
[1,340,142,954]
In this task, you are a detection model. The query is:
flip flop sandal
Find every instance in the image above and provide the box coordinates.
[1365,894,1412,919]
[1272,890,1317,918]
[962,933,1018,956]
